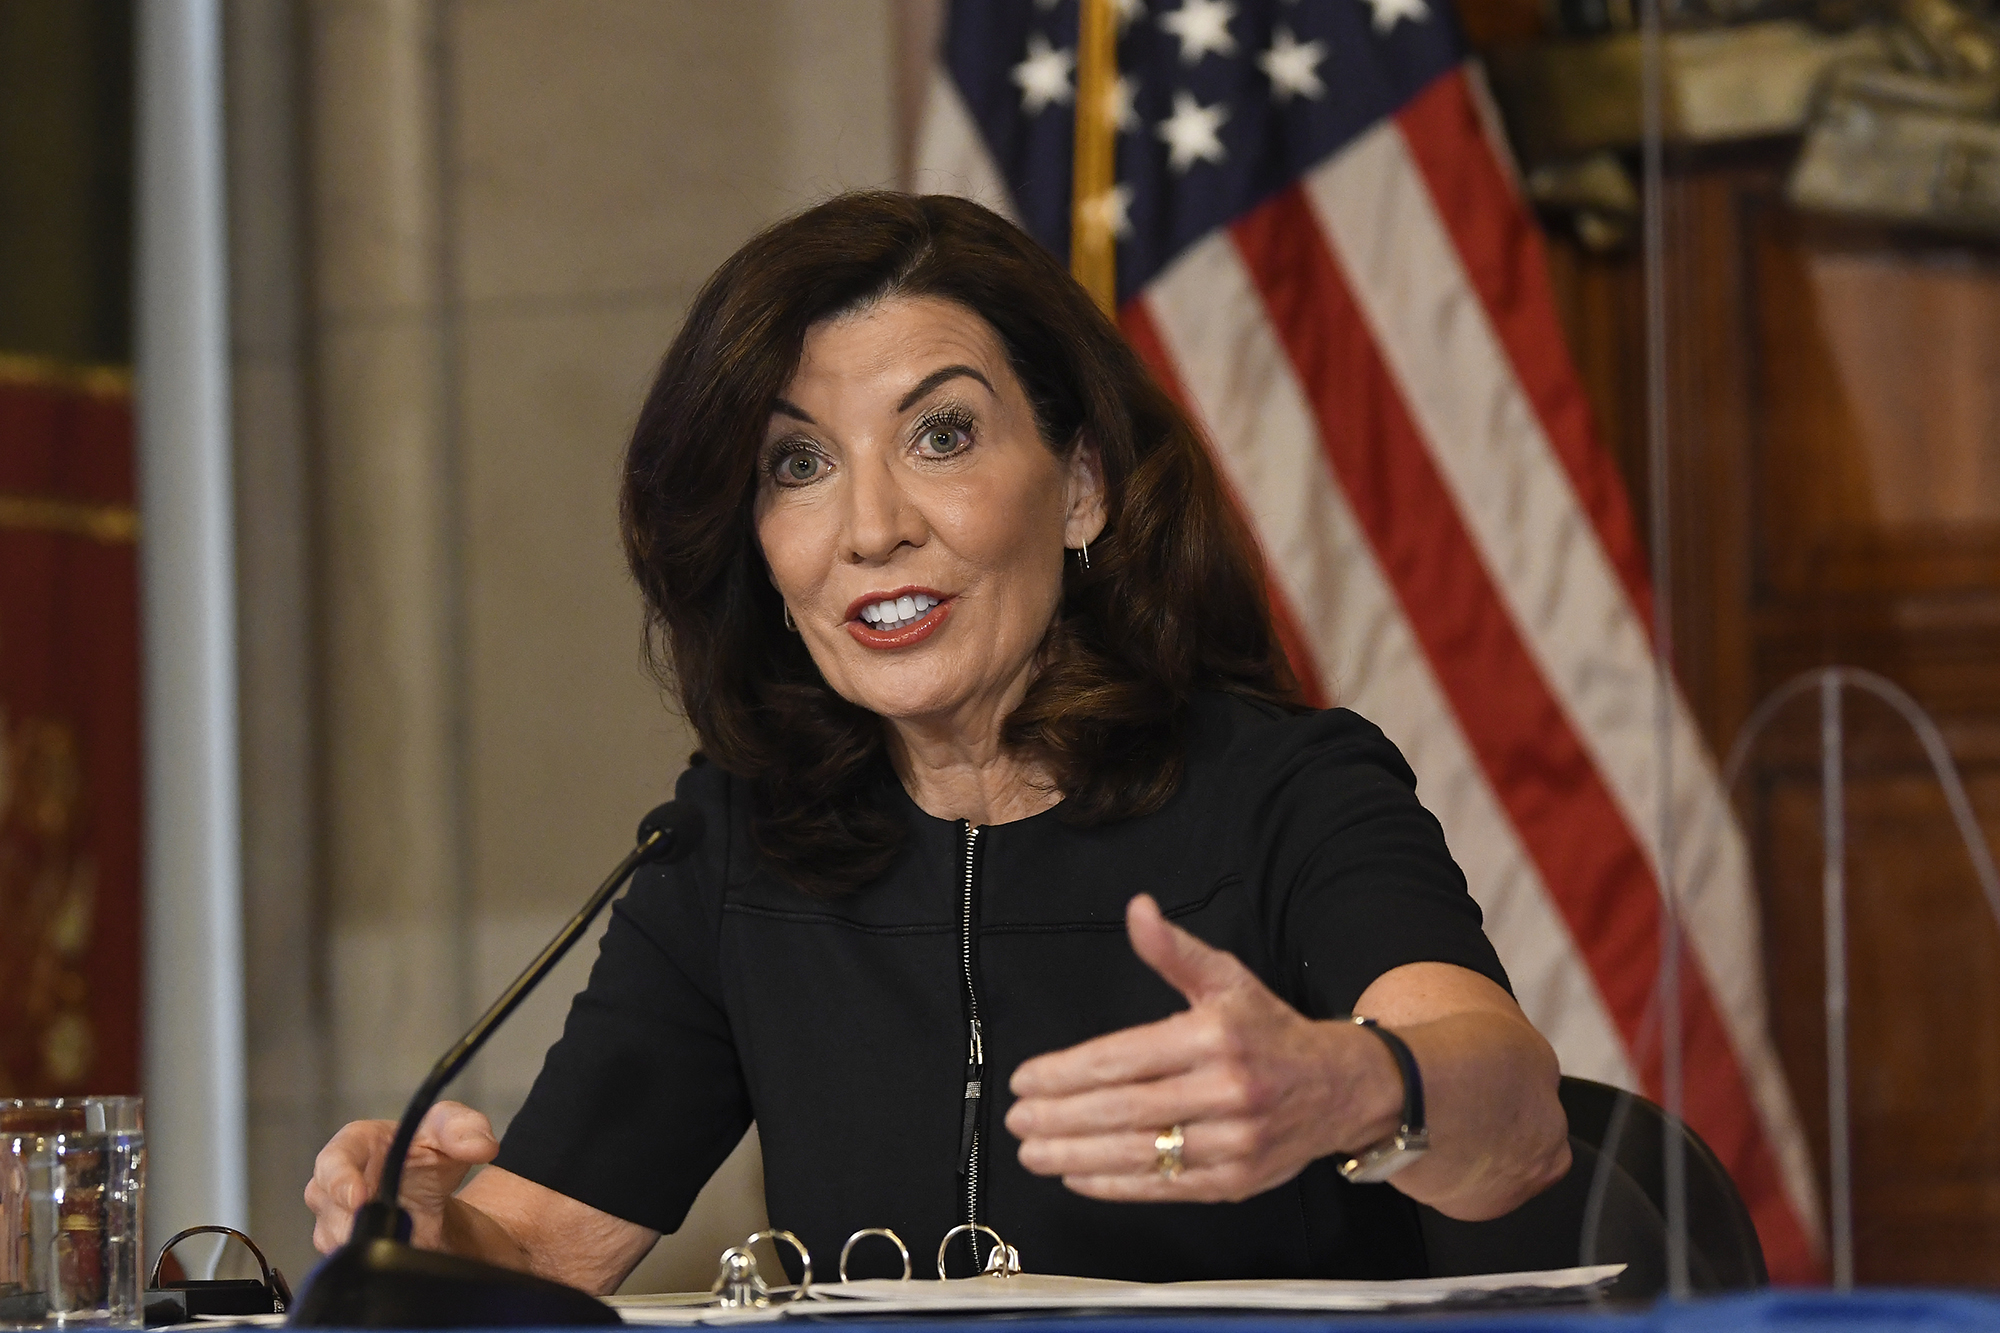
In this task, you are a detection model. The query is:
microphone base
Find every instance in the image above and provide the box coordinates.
[287,1237,622,1327]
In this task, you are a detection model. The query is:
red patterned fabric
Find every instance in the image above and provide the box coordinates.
[0,361,142,1096]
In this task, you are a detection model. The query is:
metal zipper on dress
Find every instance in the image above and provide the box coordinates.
[955,821,984,1270]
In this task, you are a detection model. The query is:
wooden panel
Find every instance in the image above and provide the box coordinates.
[1751,214,2000,596]
[1454,0,1547,49]
[1758,757,2000,1285]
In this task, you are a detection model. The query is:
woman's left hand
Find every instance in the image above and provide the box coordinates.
[1004,894,1404,1203]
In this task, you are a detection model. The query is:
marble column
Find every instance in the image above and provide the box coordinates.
[302,0,472,1127]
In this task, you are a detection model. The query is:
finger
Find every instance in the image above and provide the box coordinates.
[1006,1067,1251,1140]
[306,1178,354,1252]
[1060,1165,1256,1205]
[313,1202,353,1251]
[314,1118,389,1174]
[1010,1008,1211,1098]
[412,1101,500,1164]
[312,1121,392,1211]
[391,1103,495,1208]
[1019,1129,1165,1178]
[1017,1120,1252,1179]
[1125,894,1253,1006]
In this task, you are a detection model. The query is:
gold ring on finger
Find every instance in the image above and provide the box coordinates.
[1154,1123,1185,1180]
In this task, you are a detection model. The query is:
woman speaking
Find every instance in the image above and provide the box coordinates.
[305,191,1570,1293]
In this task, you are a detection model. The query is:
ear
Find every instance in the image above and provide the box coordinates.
[1062,436,1108,549]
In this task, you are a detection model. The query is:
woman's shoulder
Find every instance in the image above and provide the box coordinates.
[637,753,754,897]
[1187,690,1418,793]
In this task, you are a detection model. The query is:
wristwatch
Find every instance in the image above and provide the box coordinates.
[1335,1015,1430,1183]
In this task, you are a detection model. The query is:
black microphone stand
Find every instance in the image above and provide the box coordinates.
[289,802,703,1327]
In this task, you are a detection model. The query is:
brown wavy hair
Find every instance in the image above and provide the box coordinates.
[621,191,1300,894]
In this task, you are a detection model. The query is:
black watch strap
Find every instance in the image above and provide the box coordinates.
[1349,1015,1425,1131]
[1337,1015,1430,1183]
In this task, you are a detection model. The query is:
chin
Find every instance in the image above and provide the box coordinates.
[832,671,975,728]
[851,689,967,726]
[820,641,1020,729]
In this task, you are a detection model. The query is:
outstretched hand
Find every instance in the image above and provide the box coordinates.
[1003,895,1402,1203]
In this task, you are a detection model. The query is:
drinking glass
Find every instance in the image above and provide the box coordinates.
[1,1098,145,1329]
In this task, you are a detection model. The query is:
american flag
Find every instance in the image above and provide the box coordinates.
[914,0,1822,1280]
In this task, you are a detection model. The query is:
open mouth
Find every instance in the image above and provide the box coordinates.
[857,591,940,632]
[844,587,951,649]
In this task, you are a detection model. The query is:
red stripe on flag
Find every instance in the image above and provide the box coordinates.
[1121,298,1330,711]
[1231,186,1815,1282]
[1394,71,1656,637]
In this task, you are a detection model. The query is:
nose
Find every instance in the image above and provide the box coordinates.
[842,452,925,564]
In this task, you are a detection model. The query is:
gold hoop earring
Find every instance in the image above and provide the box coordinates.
[783,603,796,632]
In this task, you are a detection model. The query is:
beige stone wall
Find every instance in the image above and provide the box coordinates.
[228,0,902,1292]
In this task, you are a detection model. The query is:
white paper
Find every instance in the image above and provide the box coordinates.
[608,1264,1625,1325]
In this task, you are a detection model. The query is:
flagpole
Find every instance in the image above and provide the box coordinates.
[1071,0,1117,315]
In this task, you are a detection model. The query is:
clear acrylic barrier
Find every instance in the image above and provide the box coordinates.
[1478,0,2000,1287]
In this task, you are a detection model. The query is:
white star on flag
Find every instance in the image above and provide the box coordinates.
[1108,73,1141,132]
[1112,0,1147,23]
[1363,0,1429,33]
[1011,33,1075,114]
[1258,27,1327,101]
[1076,183,1135,242]
[1156,89,1229,171]
[1160,0,1238,64]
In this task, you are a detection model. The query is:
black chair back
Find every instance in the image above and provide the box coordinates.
[1558,1075,1768,1288]
[1418,1075,1767,1299]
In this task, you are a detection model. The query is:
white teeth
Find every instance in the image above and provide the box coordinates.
[858,593,939,631]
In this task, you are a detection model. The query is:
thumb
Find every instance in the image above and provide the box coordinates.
[1126,894,1250,1004]
[420,1101,499,1161]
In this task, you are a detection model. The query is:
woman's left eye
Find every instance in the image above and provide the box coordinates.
[917,419,973,456]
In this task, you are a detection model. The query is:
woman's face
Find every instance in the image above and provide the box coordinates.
[754,295,1104,736]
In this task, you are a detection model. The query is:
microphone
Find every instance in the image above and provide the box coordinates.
[289,801,704,1327]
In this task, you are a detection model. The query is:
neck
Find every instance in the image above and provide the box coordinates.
[884,686,1060,827]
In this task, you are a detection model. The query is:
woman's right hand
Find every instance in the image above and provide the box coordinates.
[304,1101,500,1255]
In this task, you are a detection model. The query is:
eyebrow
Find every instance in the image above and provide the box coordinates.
[897,365,993,412]
[770,397,817,426]
[767,365,994,428]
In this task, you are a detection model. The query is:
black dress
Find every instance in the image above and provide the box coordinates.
[493,692,1509,1282]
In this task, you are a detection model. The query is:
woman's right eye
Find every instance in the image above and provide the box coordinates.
[771,448,825,485]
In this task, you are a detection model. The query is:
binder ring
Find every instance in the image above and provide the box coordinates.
[748,1230,813,1299]
[838,1228,911,1281]
[710,1229,813,1307]
[936,1224,1021,1279]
